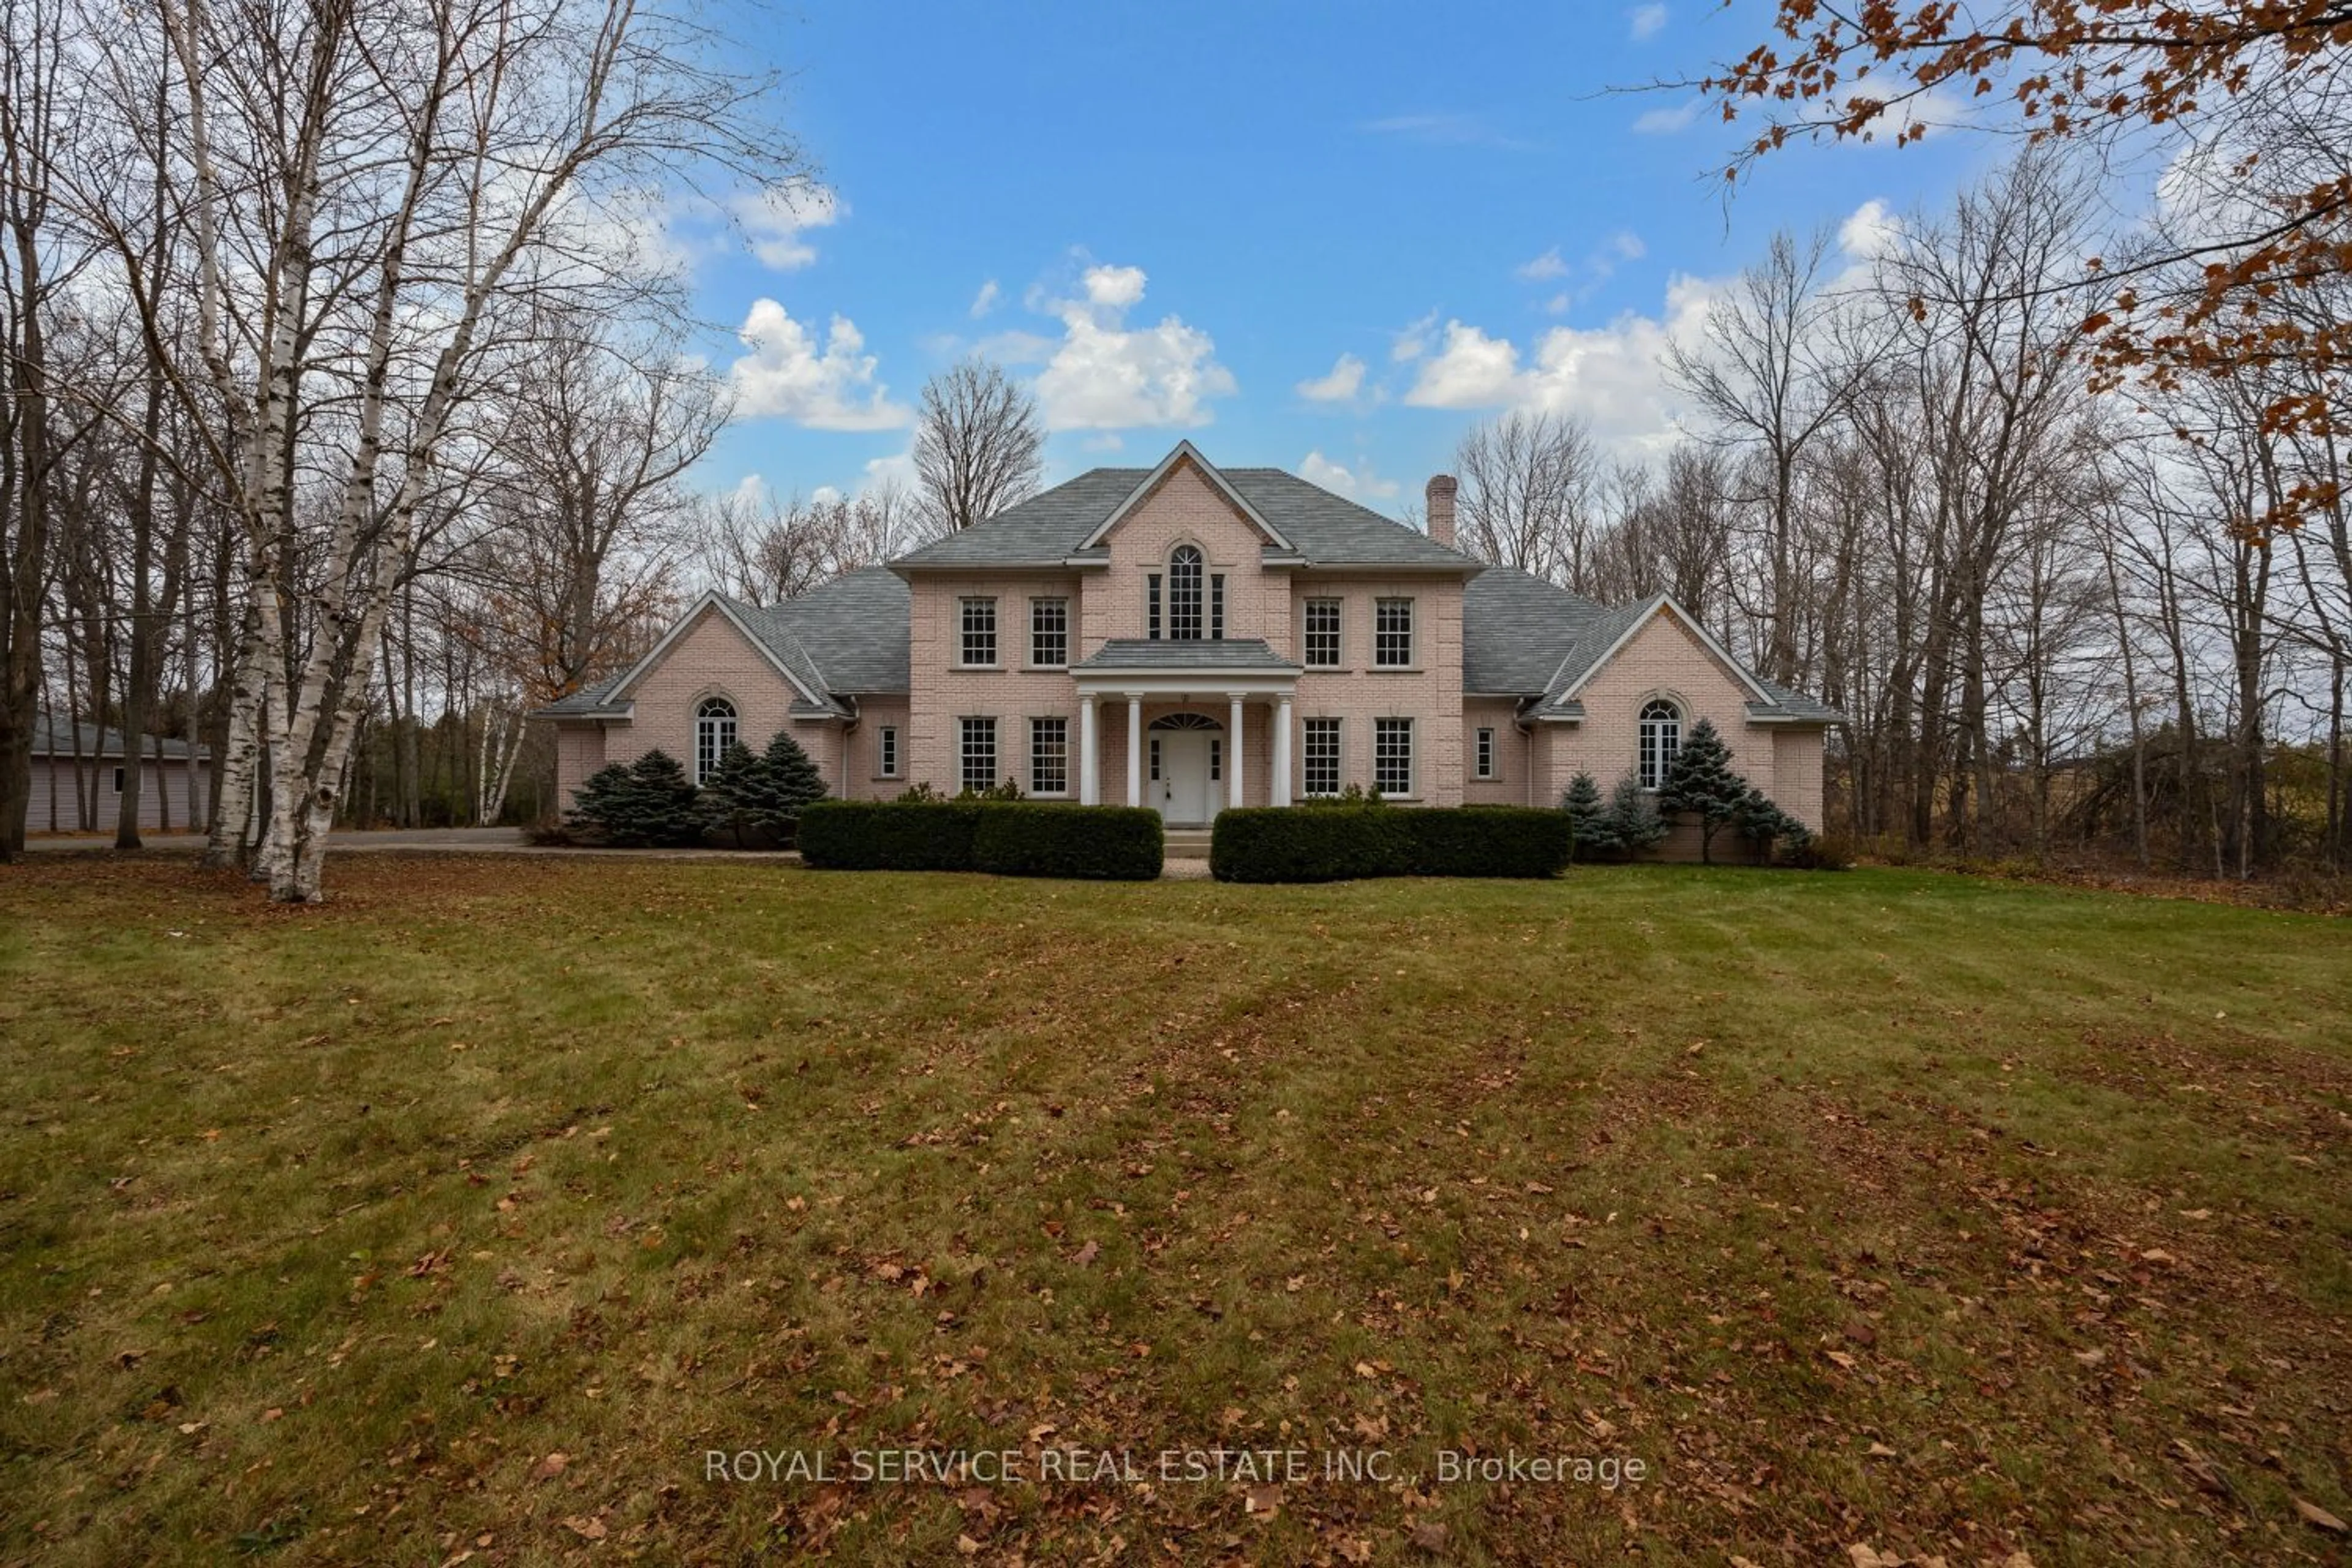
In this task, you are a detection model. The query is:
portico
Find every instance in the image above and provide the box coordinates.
[1072,641,1301,819]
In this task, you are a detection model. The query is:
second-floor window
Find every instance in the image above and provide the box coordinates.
[1030,597,1068,667]
[1304,598,1341,667]
[1210,575,1225,640]
[959,597,997,666]
[1167,545,1204,639]
[1374,597,1414,667]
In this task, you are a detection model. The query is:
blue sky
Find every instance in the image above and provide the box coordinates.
[673,2,1998,515]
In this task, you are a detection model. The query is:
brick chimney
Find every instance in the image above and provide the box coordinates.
[1425,474,1458,548]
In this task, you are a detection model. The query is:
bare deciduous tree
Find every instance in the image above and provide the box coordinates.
[913,358,1042,533]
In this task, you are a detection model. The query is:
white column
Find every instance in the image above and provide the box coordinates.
[1079,693,1099,805]
[1227,693,1245,810]
[1273,695,1294,807]
[1125,693,1144,808]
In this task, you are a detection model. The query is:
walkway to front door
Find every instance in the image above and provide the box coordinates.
[1147,712,1222,826]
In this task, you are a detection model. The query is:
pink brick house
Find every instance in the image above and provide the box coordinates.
[538,443,1838,846]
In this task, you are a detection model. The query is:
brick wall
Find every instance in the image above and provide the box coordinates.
[1285,575,1466,805]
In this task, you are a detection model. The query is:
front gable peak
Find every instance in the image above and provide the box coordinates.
[1079,441,1294,552]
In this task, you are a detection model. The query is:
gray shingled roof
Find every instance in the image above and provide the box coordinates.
[1461,565,1607,695]
[537,674,629,717]
[1074,638,1302,673]
[30,718,206,759]
[892,456,1478,572]
[1749,678,1844,723]
[748,566,910,696]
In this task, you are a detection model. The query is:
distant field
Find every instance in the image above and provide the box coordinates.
[2,855,2346,1565]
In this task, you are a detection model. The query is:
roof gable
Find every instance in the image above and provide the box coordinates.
[1078,442,1291,552]
[607,594,826,710]
[1549,595,1774,708]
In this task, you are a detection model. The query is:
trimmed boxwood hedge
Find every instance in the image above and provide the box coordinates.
[797,800,1163,880]
[1210,804,1573,883]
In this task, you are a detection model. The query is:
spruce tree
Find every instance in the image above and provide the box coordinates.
[753,728,831,840]
[1735,786,1811,859]
[697,741,772,848]
[1605,771,1668,854]
[1561,771,1617,859]
[564,763,635,843]
[1657,718,1749,863]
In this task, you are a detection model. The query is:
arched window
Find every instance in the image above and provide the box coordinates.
[1638,698,1681,791]
[695,696,737,783]
[1166,545,1204,640]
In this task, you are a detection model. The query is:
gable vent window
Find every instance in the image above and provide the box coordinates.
[1638,698,1682,791]
[1167,545,1204,640]
[695,696,737,784]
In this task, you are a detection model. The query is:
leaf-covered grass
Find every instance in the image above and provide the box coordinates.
[1,854,2347,1566]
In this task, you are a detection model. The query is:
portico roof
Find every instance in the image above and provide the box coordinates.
[1072,638,1302,674]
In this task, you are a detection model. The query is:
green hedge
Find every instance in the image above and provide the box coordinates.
[797,800,1162,880]
[1210,805,1573,883]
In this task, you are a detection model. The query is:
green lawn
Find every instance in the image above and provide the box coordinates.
[2,855,2348,1566]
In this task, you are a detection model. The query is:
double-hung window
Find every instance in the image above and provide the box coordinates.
[959,597,998,667]
[1167,546,1204,639]
[1373,717,1413,797]
[1030,597,1068,668]
[1303,598,1341,668]
[1030,717,1069,796]
[1373,598,1414,668]
[1302,718,1341,797]
[960,717,998,794]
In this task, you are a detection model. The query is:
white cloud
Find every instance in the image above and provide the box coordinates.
[809,484,844,505]
[1401,273,1727,453]
[1296,352,1367,402]
[1632,98,1701,135]
[731,184,841,271]
[1544,292,1570,315]
[1838,198,1902,261]
[1515,247,1570,282]
[1628,3,1667,40]
[726,300,911,431]
[970,279,1002,318]
[1300,450,1400,503]
[1392,309,1441,362]
[1031,264,1236,431]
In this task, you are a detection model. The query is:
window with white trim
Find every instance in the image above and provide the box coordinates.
[1147,573,1161,639]
[695,696,737,783]
[877,725,900,778]
[1210,575,1225,640]
[1373,597,1414,667]
[1030,717,1069,796]
[1373,717,1413,797]
[1030,597,1068,667]
[1475,726,1496,780]
[1167,545,1204,640]
[1638,698,1681,790]
[960,717,997,794]
[959,597,997,666]
[1304,598,1341,668]
[1302,717,1341,797]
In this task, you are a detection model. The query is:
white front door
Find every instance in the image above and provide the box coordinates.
[1152,731,1218,825]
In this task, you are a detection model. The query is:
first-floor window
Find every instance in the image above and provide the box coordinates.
[1030,717,1069,796]
[1638,698,1682,790]
[1302,718,1341,797]
[1475,726,1495,780]
[111,766,126,795]
[1208,737,1222,782]
[877,725,900,778]
[695,695,737,783]
[960,717,997,794]
[1373,717,1413,797]
[1148,736,1162,781]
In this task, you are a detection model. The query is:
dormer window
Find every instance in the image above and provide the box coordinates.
[1166,545,1204,641]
